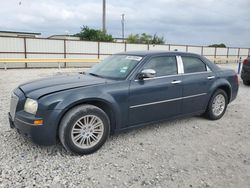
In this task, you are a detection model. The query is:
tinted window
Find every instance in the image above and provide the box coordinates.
[143,56,177,77]
[182,56,207,73]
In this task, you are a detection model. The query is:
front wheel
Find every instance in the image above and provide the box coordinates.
[59,105,110,155]
[205,89,228,120]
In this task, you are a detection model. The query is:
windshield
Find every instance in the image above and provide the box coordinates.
[88,55,143,79]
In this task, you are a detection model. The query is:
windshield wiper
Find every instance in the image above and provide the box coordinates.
[89,73,102,78]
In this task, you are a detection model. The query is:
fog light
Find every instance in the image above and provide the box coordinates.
[33,119,43,125]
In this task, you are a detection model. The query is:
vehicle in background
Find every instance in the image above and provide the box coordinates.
[241,56,250,85]
[8,51,239,155]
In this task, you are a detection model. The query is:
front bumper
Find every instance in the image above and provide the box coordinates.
[8,110,60,146]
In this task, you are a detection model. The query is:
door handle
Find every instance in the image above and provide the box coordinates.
[207,76,215,80]
[171,80,182,84]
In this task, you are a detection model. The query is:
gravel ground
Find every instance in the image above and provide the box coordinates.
[0,64,250,188]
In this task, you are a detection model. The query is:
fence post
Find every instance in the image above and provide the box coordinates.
[186,45,188,52]
[64,39,66,68]
[97,41,100,59]
[226,47,229,63]
[124,42,127,52]
[168,44,171,51]
[4,63,7,70]
[201,46,204,56]
[24,37,27,68]
[214,47,217,63]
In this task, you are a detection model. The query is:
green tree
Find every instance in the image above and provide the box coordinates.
[140,33,152,44]
[127,33,165,44]
[151,34,165,45]
[127,34,140,43]
[208,43,226,48]
[74,26,114,42]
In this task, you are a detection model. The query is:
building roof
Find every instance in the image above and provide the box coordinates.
[47,35,80,40]
[0,30,41,35]
[48,34,72,38]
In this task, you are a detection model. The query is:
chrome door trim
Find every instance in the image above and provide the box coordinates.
[134,74,181,82]
[182,93,207,99]
[129,93,207,109]
[206,66,211,71]
[176,56,184,74]
[134,71,213,81]
[182,71,213,76]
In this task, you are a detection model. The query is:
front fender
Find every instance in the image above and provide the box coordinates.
[38,87,123,132]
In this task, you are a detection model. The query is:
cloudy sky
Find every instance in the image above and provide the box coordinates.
[0,0,249,47]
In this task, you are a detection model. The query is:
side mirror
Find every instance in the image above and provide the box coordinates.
[138,69,156,79]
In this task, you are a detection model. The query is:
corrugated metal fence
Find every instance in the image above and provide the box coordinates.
[0,36,249,68]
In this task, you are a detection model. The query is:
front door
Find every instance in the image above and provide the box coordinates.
[128,55,183,126]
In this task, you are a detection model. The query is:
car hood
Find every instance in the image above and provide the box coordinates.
[19,73,107,99]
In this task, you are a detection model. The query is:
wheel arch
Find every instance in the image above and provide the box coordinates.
[56,98,117,136]
[216,84,231,103]
[210,78,232,103]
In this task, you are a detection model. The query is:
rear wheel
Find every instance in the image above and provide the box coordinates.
[59,105,110,155]
[205,89,228,120]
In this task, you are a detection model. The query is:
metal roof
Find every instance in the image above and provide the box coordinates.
[0,30,41,35]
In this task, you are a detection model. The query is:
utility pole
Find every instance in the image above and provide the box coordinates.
[102,0,106,33]
[121,14,125,42]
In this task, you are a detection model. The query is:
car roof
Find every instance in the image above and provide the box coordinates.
[116,50,199,57]
[116,50,220,72]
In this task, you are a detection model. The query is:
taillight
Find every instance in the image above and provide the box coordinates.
[243,58,249,64]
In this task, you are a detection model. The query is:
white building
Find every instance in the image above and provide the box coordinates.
[0,30,41,38]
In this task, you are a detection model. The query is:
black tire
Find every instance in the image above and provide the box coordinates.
[59,105,110,155]
[205,89,228,120]
[243,80,250,85]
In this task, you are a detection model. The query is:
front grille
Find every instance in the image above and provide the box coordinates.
[10,93,19,121]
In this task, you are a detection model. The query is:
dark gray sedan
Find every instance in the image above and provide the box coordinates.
[9,51,239,155]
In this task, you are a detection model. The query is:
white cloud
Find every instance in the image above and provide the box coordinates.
[0,0,249,47]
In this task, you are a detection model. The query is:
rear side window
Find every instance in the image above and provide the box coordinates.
[182,56,207,73]
[143,56,177,77]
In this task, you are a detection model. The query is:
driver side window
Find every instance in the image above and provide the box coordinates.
[143,56,177,77]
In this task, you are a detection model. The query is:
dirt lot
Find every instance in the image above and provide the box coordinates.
[0,64,249,188]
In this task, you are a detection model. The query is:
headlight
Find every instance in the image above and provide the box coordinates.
[24,98,38,114]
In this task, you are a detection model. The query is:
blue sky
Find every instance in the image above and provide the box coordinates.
[0,0,249,47]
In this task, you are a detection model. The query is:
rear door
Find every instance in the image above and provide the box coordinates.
[180,55,216,114]
[128,55,183,126]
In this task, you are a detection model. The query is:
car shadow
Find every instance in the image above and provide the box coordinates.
[9,115,205,157]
